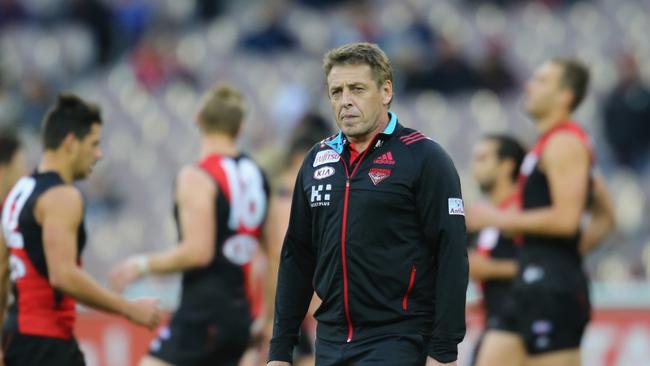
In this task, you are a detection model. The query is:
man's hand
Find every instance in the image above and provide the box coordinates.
[249,316,272,347]
[123,298,161,330]
[267,362,291,366]
[426,356,457,366]
[108,257,143,293]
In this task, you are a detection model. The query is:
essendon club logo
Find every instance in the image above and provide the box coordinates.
[368,168,391,186]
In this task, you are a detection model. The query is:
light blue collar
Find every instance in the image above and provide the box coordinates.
[325,112,397,154]
[382,111,398,135]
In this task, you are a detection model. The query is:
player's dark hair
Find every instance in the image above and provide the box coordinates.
[552,58,590,111]
[42,93,102,150]
[484,134,526,182]
[0,129,21,165]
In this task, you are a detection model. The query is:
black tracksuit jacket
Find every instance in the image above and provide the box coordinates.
[269,112,469,363]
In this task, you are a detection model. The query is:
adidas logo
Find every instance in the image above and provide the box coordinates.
[373,151,395,165]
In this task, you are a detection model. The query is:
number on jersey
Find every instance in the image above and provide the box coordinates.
[2,177,36,249]
[220,158,267,232]
[2,177,36,282]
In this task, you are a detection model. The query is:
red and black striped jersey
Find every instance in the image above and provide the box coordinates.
[174,154,270,321]
[1,172,86,340]
[473,193,520,321]
[517,121,593,286]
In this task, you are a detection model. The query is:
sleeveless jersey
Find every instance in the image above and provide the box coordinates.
[175,154,269,320]
[517,122,593,287]
[475,193,521,320]
[1,172,86,339]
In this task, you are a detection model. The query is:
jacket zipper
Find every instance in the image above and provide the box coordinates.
[402,265,417,311]
[339,143,374,342]
[341,178,353,342]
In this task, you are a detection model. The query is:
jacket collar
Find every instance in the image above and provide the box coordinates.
[325,112,398,154]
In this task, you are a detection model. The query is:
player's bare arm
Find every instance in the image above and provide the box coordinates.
[0,242,5,366]
[468,249,517,281]
[261,197,282,339]
[142,165,216,272]
[109,165,216,291]
[502,132,589,235]
[0,233,9,329]
[40,185,160,329]
[579,173,616,254]
[469,132,589,235]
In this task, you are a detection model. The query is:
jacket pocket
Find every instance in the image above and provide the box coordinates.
[402,265,417,311]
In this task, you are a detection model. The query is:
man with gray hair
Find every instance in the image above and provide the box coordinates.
[268,42,468,366]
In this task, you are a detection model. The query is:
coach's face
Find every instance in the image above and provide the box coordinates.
[524,62,565,120]
[72,123,103,180]
[327,64,392,141]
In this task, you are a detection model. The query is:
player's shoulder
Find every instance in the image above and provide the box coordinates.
[544,129,590,160]
[177,164,215,192]
[238,153,267,172]
[547,126,588,144]
[545,122,590,147]
[38,184,83,218]
[547,130,583,145]
[41,184,82,204]
[237,153,271,188]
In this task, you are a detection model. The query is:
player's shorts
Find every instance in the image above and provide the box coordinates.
[2,332,85,366]
[148,311,250,366]
[494,282,591,355]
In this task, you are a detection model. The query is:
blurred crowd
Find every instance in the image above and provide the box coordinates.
[0,0,649,299]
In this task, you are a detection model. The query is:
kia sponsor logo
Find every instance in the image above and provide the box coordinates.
[314,166,335,180]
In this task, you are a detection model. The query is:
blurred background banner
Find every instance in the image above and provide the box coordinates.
[76,312,160,366]
[1,0,649,365]
[74,307,650,366]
